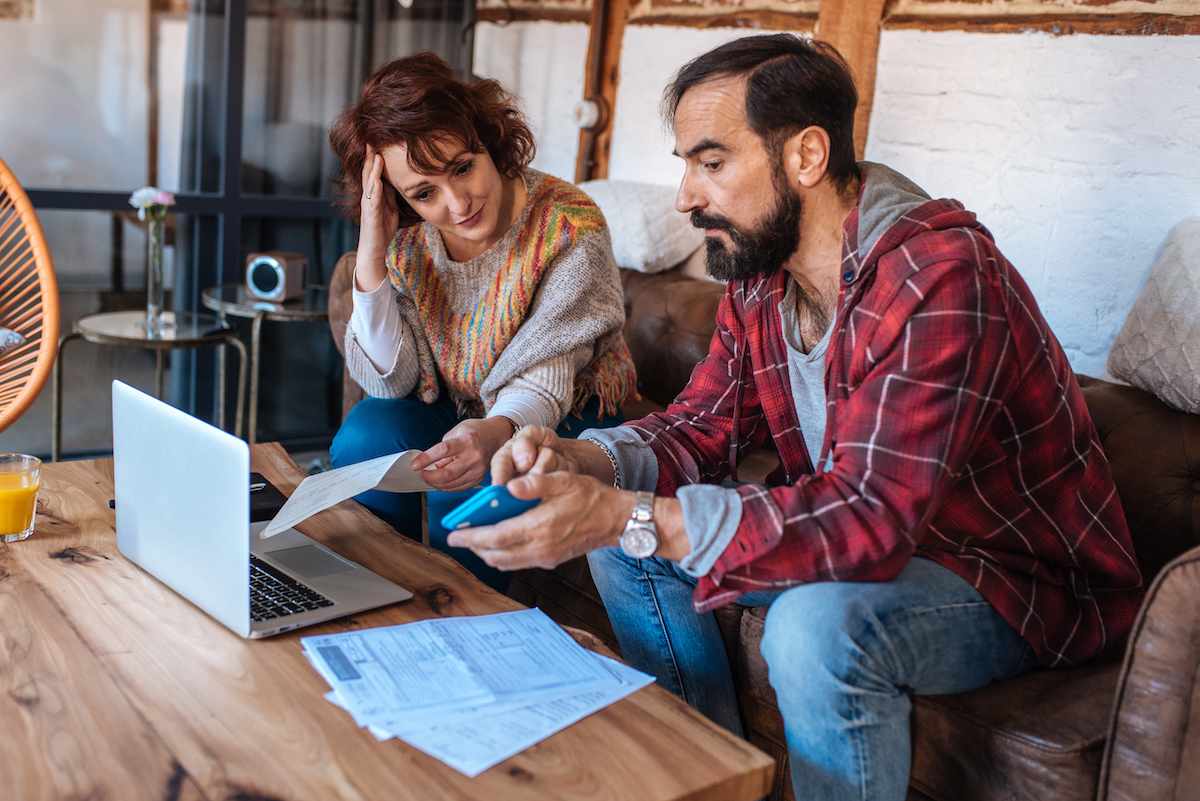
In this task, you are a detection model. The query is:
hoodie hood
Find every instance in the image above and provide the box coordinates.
[854,162,932,258]
[840,162,993,289]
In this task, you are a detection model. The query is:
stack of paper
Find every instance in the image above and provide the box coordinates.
[302,608,654,776]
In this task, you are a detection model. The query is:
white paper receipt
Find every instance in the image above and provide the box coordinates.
[262,450,427,538]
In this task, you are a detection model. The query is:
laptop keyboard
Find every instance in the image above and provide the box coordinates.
[250,554,335,622]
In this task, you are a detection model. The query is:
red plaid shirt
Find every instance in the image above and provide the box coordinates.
[627,187,1143,667]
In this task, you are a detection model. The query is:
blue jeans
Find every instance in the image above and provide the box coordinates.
[331,392,623,593]
[586,550,1039,801]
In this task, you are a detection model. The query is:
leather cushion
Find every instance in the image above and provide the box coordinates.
[1078,375,1200,583]
[736,605,1121,801]
[907,659,1121,801]
[620,267,724,408]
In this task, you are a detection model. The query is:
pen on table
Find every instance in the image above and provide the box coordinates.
[110,481,267,508]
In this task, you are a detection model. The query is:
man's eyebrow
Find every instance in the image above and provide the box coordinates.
[672,139,728,159]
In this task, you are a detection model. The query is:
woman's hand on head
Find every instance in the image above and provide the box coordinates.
[409,416,516,493]
[354,144,400,292]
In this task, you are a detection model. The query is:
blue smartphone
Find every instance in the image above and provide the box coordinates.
[440,485,540,530]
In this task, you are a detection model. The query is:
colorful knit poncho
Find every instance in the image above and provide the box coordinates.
[385,170,637,420]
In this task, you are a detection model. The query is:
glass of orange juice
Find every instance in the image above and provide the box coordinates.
[0,454,41,542]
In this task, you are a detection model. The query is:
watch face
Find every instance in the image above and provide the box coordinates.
[621,524,658,559]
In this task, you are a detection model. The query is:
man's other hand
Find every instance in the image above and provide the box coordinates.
[490,426,578,484]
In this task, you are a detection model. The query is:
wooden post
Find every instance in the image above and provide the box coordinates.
[574,0,631,183]
[816,0,889,159]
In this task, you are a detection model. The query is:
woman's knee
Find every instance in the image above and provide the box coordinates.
[331,402,384,464]
[331,397,448,466]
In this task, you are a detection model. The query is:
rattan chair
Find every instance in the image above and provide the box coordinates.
[0,156,60,433]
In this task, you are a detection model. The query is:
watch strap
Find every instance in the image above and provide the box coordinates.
[630,491,654,523]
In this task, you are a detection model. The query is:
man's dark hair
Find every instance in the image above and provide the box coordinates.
[663,34,859,192]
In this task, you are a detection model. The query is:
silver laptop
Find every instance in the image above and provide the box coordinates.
[112,380,412,638]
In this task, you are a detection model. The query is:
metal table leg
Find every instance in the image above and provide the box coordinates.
[155,349,165,399]
[50,332,83,463]
[223,334,248,440]
[216,309,228,434]
[248,311,265,445]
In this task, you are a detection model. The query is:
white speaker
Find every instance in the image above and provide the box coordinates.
[245,251,308,301]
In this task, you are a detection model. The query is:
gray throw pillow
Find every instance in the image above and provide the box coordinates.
[1107,216,1200,414]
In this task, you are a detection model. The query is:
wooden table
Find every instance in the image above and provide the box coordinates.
[1,443,774,801]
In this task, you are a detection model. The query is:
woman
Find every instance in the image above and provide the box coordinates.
[327,53,636,592]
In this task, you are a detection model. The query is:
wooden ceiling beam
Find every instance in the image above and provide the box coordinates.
[574,0,630,183]
[816,0,890,159]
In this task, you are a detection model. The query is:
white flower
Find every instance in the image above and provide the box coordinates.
[129,186,176,221]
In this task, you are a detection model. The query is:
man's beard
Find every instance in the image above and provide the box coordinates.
[692,180,802,282]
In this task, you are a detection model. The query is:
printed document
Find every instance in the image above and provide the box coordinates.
[263,450,426,538]
[302,608,653,776]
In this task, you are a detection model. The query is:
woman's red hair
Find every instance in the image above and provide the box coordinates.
[329,52,536,228]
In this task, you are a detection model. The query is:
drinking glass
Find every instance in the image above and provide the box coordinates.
[0,454,41,542]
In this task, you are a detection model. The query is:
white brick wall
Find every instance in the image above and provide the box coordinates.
[869,30,1200,378]
[478,23,1200,377]
[473,20,590,183]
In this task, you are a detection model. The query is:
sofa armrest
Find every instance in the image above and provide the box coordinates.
[329,251,364,417]
[329,251,356,359]
[1098,543,1200,800]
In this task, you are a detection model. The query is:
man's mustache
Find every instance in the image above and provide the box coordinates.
[690,211,736,234]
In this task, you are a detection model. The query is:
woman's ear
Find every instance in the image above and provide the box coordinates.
[782,126,832,190]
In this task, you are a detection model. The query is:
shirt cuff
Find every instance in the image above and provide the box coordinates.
[487,394,555,430]
[579,426,658,493]
[674,484,743,578]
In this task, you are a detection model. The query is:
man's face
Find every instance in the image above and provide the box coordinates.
[672,77,801,282]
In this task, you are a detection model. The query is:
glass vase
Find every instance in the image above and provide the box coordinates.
[138,217,172,335]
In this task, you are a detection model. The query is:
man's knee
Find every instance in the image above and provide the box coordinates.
[759,582,880,683]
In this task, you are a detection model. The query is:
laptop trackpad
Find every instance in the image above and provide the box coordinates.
[265,545,355,579]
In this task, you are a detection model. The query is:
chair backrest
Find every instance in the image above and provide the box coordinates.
[0,156,60,433]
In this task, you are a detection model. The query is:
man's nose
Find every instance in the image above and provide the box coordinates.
[676,173,704,214]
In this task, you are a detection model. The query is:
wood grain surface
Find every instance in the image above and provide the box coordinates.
[2,444,773,801]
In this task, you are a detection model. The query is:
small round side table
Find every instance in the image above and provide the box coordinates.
[51,310,248,462]
[200,284,329,445]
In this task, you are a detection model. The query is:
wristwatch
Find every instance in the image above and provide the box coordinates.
[619,491,659,559]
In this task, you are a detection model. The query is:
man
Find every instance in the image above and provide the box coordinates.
[447,34,1143,800]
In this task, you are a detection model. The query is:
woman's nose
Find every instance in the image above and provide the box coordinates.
[447,189,471,217]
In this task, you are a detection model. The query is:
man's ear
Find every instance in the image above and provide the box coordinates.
[782,126,831,190]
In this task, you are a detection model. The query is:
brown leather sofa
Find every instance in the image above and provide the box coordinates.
[329,251,1200,801]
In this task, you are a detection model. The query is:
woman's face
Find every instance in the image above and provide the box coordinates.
[379,138,511,261]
